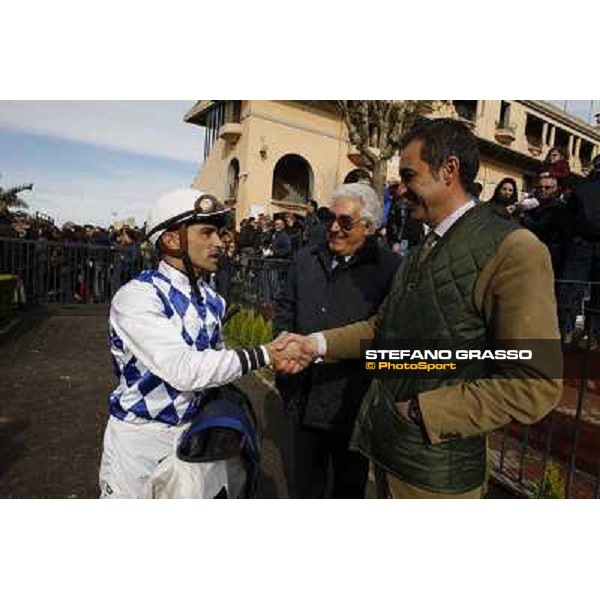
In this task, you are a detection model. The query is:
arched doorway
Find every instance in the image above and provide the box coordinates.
[343,168,372,185]
[226,158,240,202]
[272,154,313,203]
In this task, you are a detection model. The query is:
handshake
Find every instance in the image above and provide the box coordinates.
[265,332,319,374]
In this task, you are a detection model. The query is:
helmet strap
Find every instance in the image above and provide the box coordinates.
[157,225,204,302]
[177,224,204,303]
[157,238,182,259]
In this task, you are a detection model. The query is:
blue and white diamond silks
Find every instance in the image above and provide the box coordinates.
[107,261,240,426]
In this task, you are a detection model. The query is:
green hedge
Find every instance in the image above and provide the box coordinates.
[223,307,273,349]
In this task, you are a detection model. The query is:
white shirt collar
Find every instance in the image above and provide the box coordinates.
[331,254,352,269]
[432,200,476,239]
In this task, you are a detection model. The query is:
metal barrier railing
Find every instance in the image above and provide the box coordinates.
[0,237,152,305]
[3,236,600,497]
[490,279,600,498]
[225,264,600,499]
[224,265,600,498]
[0,237,290,310]
[227,257,292,314]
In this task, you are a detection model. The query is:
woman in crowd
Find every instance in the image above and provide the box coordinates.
[488,177,519,219]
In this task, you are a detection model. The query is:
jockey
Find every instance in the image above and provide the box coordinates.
[99,188,275,498]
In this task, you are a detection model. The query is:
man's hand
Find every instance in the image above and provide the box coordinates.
[266,332,318,374]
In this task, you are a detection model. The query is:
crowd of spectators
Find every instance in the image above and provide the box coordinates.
[3,146,600,335]
[0,204,144,248]
[235,212,304,260]
[377,148,599,267]
[360,148,600,347]
[484,151,599,279]
[0,204,152,305]
[483,150,600,347]
[215,211,310,302]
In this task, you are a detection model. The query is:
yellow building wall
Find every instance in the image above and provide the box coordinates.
[191,138,235,198]
[195,100,360,225]
[250,101,345,139]
[473,100,600,171]
[190,100,600,226]
[474,100,500,140]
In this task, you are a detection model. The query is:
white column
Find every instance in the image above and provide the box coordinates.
[570,137,581,170]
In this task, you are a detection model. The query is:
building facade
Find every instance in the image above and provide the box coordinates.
[455,100,600,199]
[185,100,600,225]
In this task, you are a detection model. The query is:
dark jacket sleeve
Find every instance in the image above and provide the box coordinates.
[273,256,297,336]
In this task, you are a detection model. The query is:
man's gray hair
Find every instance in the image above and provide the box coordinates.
[330,183,383,229]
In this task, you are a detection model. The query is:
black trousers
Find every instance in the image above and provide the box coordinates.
[289,425,369,499]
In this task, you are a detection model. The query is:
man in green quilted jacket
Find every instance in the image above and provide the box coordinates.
[274,118,563,499]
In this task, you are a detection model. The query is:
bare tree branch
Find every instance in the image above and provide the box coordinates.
[337,100,451,197]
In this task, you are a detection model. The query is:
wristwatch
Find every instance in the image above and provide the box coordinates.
[407,397,424,428]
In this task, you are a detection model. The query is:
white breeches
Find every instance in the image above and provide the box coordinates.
[99,416,246,499]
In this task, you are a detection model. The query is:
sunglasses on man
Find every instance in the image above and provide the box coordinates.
[321,208,363,232]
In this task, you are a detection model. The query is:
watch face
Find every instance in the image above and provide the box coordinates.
[408,399,420,424]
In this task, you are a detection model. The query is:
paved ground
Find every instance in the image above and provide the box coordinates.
[0,305,297,498]
[0,305,515,499]
[0,306,113,498]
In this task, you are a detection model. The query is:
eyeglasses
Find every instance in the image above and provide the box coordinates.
[322,209,362,232]
[538,186,555,191]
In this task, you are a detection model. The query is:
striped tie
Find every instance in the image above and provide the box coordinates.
[418,231,439,265]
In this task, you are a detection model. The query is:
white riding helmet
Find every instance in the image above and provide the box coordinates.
[145,188,230,246]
